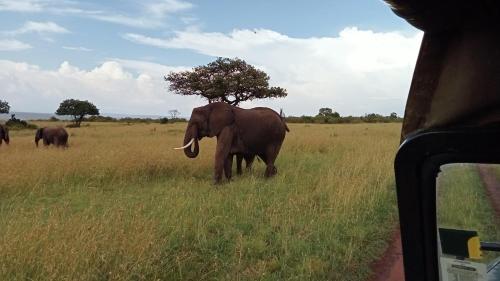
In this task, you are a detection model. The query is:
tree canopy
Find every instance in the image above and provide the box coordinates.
[56,99,99,127]
[317,108,340,118]
[0,100,10,114]
[165,57,287,106]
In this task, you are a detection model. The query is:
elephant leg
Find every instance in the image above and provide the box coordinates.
[214,127,234,184]
[264,145,281,178]
[236,154,243,175]
[224,154,234,180]
[245,154,255,171]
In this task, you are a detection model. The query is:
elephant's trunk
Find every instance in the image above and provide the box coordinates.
[183,124,199,158]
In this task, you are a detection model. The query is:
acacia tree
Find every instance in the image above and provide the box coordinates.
[0,100,10,114]
[317,108,340,118]
[168,109,180,119]
[165,57,287,106]
[56,99,99,127]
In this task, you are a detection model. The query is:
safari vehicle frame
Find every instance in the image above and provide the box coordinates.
[395,128,500,280]
[387,0,500,280]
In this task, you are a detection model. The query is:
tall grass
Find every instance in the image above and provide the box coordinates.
[0,122,401,280]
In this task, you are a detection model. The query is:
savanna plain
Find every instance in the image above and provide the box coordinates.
[0,122,401,281]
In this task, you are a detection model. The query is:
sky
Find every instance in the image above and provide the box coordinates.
[0,0,422,117]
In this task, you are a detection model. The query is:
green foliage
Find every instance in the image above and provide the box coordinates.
[165,57,287,105]
[56,99,99,127]
[361,113,387,123]
[286,113,401,124]
[286,108,402,124]
[0,100,10,114]
[317,107,340,118]
[83,115,185,124]
[85,115,116,122]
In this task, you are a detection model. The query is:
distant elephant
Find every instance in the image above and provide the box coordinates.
[175,102,289,184]
[0,125,9,146]
[35,127,69,147]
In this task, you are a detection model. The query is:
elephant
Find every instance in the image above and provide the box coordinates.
[175,102,289,184]
[35,127,69,148]
[0,125,9,146]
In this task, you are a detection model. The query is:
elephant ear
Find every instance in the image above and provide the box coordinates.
[208,103,235,137]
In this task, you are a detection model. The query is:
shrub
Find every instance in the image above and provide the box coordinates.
[5,114,37,130]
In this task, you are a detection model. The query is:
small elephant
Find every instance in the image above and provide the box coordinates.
[35,127,69,148]
[0,125,9,146]
[176,102,289,184]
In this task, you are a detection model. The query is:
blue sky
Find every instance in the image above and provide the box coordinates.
[0,0,421,117]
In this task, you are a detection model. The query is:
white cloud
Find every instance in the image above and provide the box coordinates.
[0,0,195,29]
[88,14,163,29]
[146,0,194,18]
[87,0,195,28]
[0,0,44,12]
[0,59,202,116]
[6,21,69,35]
[123,27,423,115]
[62,46,92,52]
[0,39,32,51]
[0,26,422,116]
[109,58,188,76]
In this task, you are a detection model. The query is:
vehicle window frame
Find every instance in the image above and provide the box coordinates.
[395,127,500,281]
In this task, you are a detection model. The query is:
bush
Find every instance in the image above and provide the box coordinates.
[285,114,402,124]
[6,116,37,130]
[159,117,169,124]
[85,115,116,122]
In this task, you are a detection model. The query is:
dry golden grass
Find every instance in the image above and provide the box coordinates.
[0,122,401,281]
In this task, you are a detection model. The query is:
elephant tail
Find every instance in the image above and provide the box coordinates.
[280,108,290,132]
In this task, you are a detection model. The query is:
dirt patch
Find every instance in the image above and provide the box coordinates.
[367,226,405,281]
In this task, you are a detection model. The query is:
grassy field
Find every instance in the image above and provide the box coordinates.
[0,122,401,281]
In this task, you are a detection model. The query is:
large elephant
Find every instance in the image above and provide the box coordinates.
[0,125,9,146]
[35,127,69,147]
[175,102,289,184]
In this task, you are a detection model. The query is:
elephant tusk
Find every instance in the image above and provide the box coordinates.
[174,138,195,150]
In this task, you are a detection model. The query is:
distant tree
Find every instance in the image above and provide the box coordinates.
[362,113,386,123]
[56,99,99,127]
[317,107,340,118]
[168,109,180,119]
[0,100,10,114]
[165,57,287,106]
[390,112,398,119]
